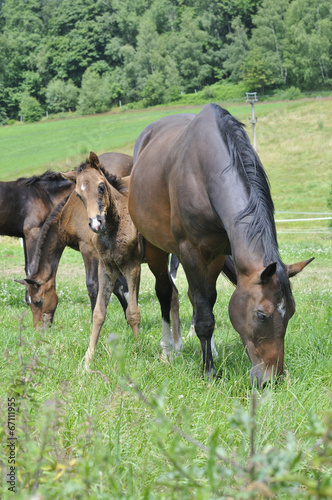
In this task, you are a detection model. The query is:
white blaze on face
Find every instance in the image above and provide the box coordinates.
[81,182,86,191]
[277,298,286,318]
[28,296,32,304]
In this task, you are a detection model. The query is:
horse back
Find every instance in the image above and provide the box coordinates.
[99,152,133,177]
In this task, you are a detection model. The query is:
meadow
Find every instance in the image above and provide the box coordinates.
[0,99,331,498]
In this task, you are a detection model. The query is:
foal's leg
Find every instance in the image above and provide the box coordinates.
[80,243,99,315]
[145,242,182,357]
[84,264,118,367]
[122,261,141,337]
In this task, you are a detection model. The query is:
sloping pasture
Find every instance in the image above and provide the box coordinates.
[0,99,331,498]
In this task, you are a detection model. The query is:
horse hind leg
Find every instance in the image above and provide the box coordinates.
[113,272,129,318]
[145,243,182,358]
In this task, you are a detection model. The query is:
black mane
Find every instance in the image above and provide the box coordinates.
[17,170,72,187]
[212,104,292,302]
[76,160,126,194]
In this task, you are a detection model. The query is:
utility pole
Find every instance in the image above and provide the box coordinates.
[246,92,258,151]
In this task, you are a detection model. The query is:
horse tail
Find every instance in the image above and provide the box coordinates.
[222,255,237,286]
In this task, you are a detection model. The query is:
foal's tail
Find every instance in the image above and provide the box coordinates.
[222,256,237,286]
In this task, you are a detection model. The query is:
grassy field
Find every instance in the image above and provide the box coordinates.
[0,99,331,498]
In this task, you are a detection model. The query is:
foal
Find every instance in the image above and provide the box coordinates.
[63,152,142,366]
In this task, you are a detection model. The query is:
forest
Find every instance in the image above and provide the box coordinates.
[0,0,331,122]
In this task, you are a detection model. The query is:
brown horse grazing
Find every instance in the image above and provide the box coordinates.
[63,152,143,366]
[15,191,129,327]
[129,103,314,387]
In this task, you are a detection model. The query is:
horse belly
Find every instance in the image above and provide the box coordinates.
[129,170,178,255]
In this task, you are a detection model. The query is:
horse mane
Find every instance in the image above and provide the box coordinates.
[28,194,70,278]
[212,104,292,301]
[76,160,127,194]
[17,171,71,186]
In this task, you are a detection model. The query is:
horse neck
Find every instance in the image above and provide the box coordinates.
[43,182,73,207]
[104,183,123,227]
[206,156,279,275]
[29,215,66,283]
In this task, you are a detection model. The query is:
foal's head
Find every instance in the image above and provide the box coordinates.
[16,278,58,328]
[228,258,313,387]
[63,152,124,234]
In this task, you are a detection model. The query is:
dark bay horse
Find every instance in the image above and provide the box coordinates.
[0,172,74,278]
[129,103,313,387]
[16,191,129,327]
[63,152,144,366]
[0,152,133,280]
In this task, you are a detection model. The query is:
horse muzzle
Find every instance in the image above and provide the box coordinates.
[249,362,284,388]
[89,215,105,233]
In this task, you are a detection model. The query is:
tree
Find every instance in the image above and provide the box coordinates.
[20,93,44,122]
[250,0,290,85]
[77,69,122,114]
[220,17,250,82]
[285,0,332,88]
[241,48,275,93]
[46,79,79,113]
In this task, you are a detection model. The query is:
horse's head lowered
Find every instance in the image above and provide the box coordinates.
[228,258,313,387]
[63,152,123,234]
[16,278,58,328]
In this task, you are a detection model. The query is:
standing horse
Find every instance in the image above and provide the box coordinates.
[15,191,129,327]
[129,103,313,387]
[63,152,143,366]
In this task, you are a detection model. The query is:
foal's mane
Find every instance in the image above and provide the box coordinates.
[29,194,70,278]
[76,160,127,194]
[212,104,291,300]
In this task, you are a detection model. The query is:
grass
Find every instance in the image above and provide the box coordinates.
[0,99,332,498]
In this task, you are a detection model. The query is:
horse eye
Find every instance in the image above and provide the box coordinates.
[257,311,267,322]
[34,299,42,306]
[98,183,105,195]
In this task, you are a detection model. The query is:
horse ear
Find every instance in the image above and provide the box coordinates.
[89,151,101,169]
[61,170,77,183]
[287,257,314,278]
[15,278,41,288]
[260,262,277,283]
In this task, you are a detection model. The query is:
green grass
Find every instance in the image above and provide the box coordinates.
[0,99,331,498]
[0,235,331,498]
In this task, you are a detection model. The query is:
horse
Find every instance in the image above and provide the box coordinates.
[62,152,143,366]
[0,172,74,280]
[0,152,133,288]
[15,190,129,328]
[128,103,314,387]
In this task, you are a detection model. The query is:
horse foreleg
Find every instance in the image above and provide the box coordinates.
[180,243,217,378]
[84,264,118,367]
[122,262,141,337]
[80,242,99,316]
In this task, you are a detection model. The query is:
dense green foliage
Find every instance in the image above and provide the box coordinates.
[0,0,331,121]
